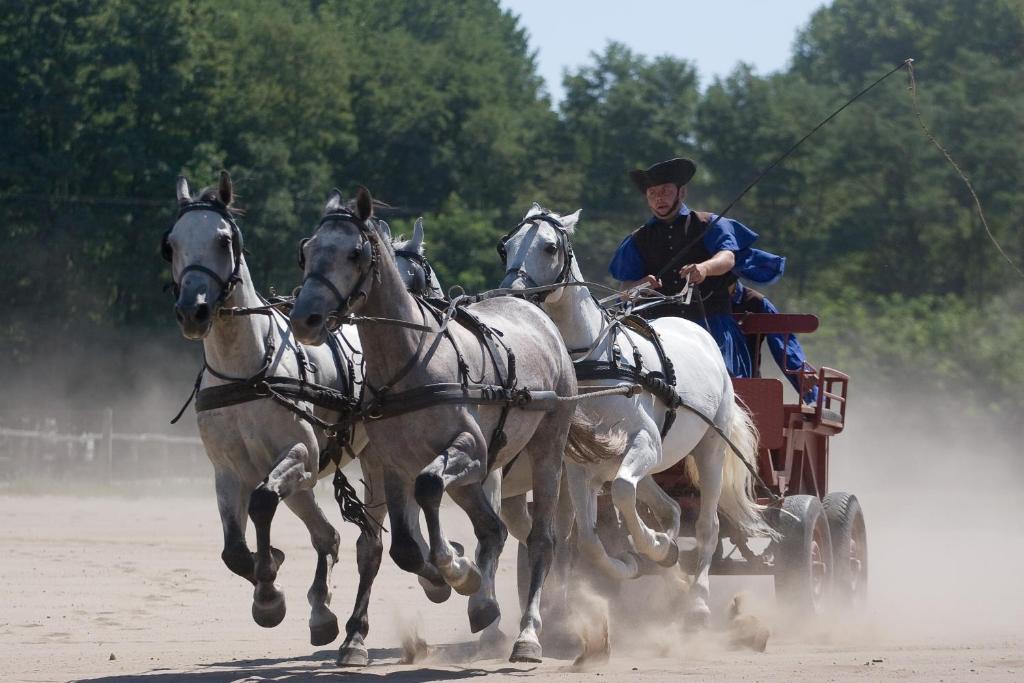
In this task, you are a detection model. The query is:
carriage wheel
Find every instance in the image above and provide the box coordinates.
[774,494,833,615]
[823,492,868,607]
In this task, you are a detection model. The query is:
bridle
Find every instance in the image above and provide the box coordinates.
[496,212,575,302]
[298,210,381,326]
[161,200,245,306]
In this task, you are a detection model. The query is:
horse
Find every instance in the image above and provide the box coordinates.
[390,216,556,554]
[496,203,769,625]
[390,216,577,626]
[289,187,596,662]
[162,172,382,665]
[392,217,446,300]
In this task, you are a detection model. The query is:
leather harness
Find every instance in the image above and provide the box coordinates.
[573,313,683,438]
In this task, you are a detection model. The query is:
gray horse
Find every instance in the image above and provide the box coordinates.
[290,187,584,663]
[163,173,383,663]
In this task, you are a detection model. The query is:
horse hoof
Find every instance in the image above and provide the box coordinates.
[509,638,543,663]
[418,575,452,604]
[310,615,340,646]
[468,598,501,633]
[450,563,482,597]
[337,644,369,667]
[685,607,711,632]
[656,538,681,568]
[252,594,287,628]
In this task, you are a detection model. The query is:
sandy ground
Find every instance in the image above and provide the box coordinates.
[1,483,1021,683]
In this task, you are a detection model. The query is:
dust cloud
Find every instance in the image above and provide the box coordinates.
[581,378,1024,658]
[830,381,1024,644]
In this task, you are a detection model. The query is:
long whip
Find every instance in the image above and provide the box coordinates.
[656,58,915,280]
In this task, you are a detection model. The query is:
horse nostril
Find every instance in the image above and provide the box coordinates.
[306,313,323,329]
[194,304,210,322]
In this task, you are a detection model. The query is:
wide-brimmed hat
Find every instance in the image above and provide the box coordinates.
[628,157,697,192]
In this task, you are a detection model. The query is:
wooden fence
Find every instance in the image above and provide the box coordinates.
[0,408,210,483]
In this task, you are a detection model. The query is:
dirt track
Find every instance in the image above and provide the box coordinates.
[2,485,1021,683]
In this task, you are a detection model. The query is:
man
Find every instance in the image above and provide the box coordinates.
[609,157,784,378]
[731,281,818,403]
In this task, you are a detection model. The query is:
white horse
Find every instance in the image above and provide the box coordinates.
[162,173,385,663]
[498,203,769,624]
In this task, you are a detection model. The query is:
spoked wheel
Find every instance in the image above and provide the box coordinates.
[774,495,833,615]
[823,492,868,607]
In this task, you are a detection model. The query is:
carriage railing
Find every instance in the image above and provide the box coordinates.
[733,312,847,430]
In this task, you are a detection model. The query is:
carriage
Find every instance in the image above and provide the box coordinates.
[651,311,864,615]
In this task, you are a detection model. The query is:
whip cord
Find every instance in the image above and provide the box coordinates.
[905,61,1024,279]
[657,58,915,280]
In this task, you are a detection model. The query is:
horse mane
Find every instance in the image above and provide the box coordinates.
[391,234,427,256]
[345,197,392,213]
[193,186,245,217]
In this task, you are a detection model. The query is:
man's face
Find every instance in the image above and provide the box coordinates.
[646,183,684,219]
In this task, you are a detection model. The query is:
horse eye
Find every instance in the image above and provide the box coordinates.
[349,247,361,262]
[544,243,559,254]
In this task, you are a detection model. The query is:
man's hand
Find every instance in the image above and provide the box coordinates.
[678,262,708,284]
[623,274,662,291]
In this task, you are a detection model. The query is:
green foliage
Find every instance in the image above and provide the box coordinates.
[1,0,1022,414]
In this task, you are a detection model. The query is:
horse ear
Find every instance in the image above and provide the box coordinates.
[528,201,542,217]
[176,176,190,205]
[324,188,344,212]
[411,217,424,253]
[355,185,373,221]
[560,209,582,233]
[374,219,392,243]
[218,170,233,205]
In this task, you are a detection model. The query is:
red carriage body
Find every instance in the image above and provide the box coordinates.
[650,312,863,611]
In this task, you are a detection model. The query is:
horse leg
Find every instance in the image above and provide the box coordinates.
[448,483,507,633]
[480,469,514,648]
[688,431,726,628]
[248,442,315,628]
[337,458,387,667]
[637,474,682,540]
[414,431,486,596]
[565,462,639,581]
[611,429,679,566]
[382,468,451,603]
[281,490,341,646]
[501,493,532,544]
[214,467,261,583]
[510,416,568,664]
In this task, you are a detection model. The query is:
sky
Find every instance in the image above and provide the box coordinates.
[500,0,828,102]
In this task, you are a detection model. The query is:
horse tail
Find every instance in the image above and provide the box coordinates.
[716,399,776,539]
[565,408,627,464]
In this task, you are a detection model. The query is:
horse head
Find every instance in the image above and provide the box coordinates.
[290,186,388,345]
[394,217,445,299]
[162,172,245,340]
[497,202,581,303]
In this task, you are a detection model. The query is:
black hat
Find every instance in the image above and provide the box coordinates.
[628,157,697,192]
